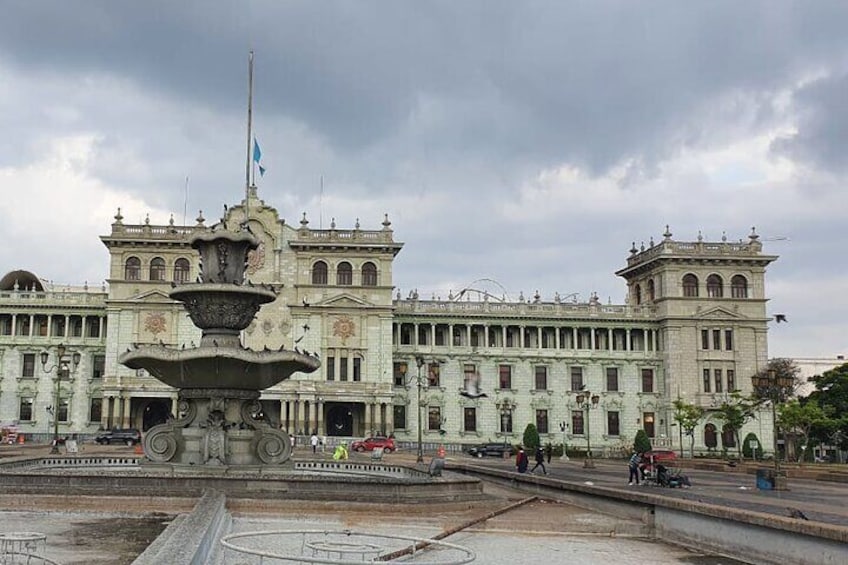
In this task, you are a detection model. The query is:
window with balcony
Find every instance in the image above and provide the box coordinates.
[392,362,406,386]
[22,353,35,378]
[500,406,513,434]
[89,397,103,423]
[641,368,654,393]
[608,411,620,436]
[570,366,583,391]
[428,406,442,431]
[571,410,584,435]
[58,398,69,422]
[427,363,440,387]
[534,366,548,390]
[393,405,407,429]
[92,355,105,379]
[19,397,33,421]
[643,412,655,437]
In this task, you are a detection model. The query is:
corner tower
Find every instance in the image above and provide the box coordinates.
[616,227,778,410]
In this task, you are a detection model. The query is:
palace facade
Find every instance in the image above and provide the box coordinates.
[0,188,780,456]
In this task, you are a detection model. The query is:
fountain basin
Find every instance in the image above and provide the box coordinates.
[170,283,277,332]
[120,345,319,390]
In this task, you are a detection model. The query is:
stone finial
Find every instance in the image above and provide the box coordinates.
[749,226,759,241]
[630,242,638,255]
[114,208,124,223]
[300,212,309,227]
[169,214,175,226]
[697,230,703,242]
[663,225,672,240]
[330,217,336,229]
[196,210,205,225]
[355,218,360,230]
[640,242,645,252]
[649,237,655,248]
[145,213,150,225]
[722,231,727,242]
[382,214,392,230]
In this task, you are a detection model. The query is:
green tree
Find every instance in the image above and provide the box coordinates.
[714,392,754,459]
[522,423,540,452]
[807,363,848,452]
[634,429,652,453]
[778,399,832,464]
[673,399,704,458]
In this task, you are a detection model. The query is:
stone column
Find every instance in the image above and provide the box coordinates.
[64,315,69,338]
[590,327,596,350]
[122,396,132,428]
[375,401,383,435]
[102,397,112,429]
[316,398,324,435]
[171,395,179,419]
[385,403,394,434]
[364,401,373,436]
[28,314,34,336]
[572,328,578,349]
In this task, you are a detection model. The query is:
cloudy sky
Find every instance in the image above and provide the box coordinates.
[1,1,846,358]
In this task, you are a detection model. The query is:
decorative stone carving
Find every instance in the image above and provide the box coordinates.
[144,312,167,335]
[333,316,356,345]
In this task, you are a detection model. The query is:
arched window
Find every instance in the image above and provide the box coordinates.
[312,261,328,285]
[731,275,748,298]
[704,423,718,451]
[336,262,352,286]
[682,274,698,297]
[707,274,723,298]
[361,262,378,286]
[125,257,141,281]
[647,279,655,301]
[634,284,642,305]
[174,258,190,283]
[149,257,166,281]
[721,424,736,448]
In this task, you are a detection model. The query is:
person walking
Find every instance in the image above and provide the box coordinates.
[545,442,552,464]
[628,451,642,485]
[310,433,319,454]
[516,448,529,473]
[531,446,547,475]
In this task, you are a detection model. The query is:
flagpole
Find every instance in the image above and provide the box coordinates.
[244,50,254,226]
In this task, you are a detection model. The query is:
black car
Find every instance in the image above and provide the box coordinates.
[95,428,142,446]
[466,442,515,458]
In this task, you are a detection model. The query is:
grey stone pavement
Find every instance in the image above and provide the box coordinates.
[2,443,845,563]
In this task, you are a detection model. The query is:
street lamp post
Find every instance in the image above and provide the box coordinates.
[575,389,600,469]
[40,344,81,454]
[751,369,794,490]
[558,421,569,461]
[415,356,425,463]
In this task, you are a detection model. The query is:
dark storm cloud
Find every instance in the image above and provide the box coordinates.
[3,1,848,191]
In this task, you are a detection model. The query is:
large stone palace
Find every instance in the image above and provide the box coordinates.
[0,187,781,455]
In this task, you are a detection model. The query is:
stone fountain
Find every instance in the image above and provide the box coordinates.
[119,224,320,468]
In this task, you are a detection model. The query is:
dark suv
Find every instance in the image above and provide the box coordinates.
[466,442,515,458]
[95,428,142,446]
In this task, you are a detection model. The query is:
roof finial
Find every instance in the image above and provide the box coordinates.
[663,225,672,240]
[749,226,759,241]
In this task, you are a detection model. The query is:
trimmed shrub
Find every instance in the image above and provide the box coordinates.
[522,424,540,452]
[634,429,652,453]
[742,432,763,460]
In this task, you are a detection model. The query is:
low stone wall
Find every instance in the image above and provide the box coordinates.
[450,462,848,565]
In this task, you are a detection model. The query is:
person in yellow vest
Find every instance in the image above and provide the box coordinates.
[333,442,349,461]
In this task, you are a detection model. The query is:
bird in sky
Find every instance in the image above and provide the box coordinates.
[775,314,788,323]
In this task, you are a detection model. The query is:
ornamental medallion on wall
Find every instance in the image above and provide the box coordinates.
[144,312,167,336]
[333,316,356,345]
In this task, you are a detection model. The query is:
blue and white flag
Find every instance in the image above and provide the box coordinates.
[253,138,267,177]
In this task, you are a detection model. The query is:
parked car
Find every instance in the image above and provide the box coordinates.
[466,442,515,458]
[95,428,142,446]
[640,449,678,475]
[351,436,396,453]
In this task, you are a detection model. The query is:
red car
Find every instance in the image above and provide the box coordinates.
[640,449,677,475]
[351,436,396,453]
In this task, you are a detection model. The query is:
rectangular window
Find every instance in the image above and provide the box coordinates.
[607,411,620,436]
[500,407,513,433]
[22,353,35,378]
[428,406,442,431]
[339,356,348,381]
[712,329,721,350]
[464,407,477,432]
[534,366,548,390]
[463,364,478,393]
[58,398,69,422]
[727,369,735,392]
[701,329,709,350]
[714,369,723,393]
[606,367,619,392]
[393,405,407,429]
[571,410,584,435]
[703,368,711,393]
[570,366,583,391]
[326,356,335,381]
[353,358,361,382]
[393,361,406,386]
[19,397,34,421]
[427,363,440,387]
[89,398,103,423]
[498,365,512,389]
[536,409,549,434]
[92,355,105,379]
[643,412,655,438]
[725,330,733,351]
[641,368,654,393]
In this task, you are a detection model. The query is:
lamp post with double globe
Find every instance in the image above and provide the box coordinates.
[40,344,81,454]
[575,389,600,469]
[751,368,794,490]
